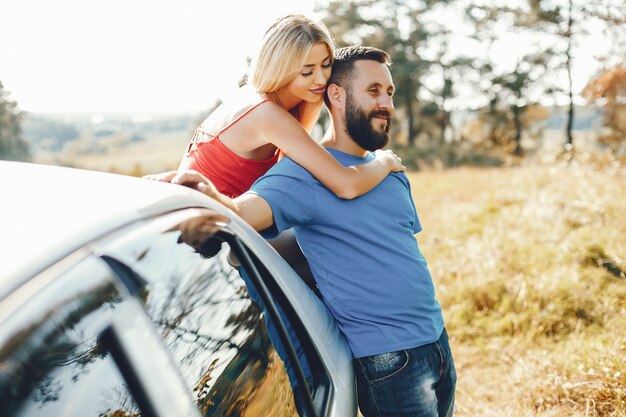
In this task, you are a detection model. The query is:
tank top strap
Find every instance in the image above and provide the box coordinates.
[213,98,272,138]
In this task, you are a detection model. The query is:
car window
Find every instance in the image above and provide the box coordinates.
[103,214,305,416]
[0,257,141,417]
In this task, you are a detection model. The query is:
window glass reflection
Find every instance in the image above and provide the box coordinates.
[121,226,299,416]
[0,257,140,417]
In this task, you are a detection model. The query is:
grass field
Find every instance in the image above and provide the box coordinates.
[408,162,625,416]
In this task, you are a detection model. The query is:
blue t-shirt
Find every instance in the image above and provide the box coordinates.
[248,148,444,358]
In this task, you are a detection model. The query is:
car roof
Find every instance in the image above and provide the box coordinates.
[0,161,215,294]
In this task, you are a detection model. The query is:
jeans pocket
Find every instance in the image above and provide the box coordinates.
[358,350,409,383]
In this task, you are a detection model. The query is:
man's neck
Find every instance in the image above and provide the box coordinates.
[320,121,368,157]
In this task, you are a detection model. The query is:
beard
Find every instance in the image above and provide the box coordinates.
[344,91,392,151]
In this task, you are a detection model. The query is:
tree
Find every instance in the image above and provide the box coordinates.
[493,53,552,155]
[583,65,626,154]
[0,81,30,161]
[420,28,475,145]
[471,0,626,152]
[465,0,587,154]
[461,18,552,156]
[582,0,626,69]
[470,64,549,156]
[317,0,451,145]
[519,0,578,149]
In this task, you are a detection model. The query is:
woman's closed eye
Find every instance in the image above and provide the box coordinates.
[303,61,332,77]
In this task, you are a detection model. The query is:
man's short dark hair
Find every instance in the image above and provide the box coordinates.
[324,46,391,106]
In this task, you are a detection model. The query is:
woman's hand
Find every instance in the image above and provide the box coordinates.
[170,170,221,199]
[147,169,239,213]
[374,149,406,172]
[143,171,178,182]
[144,170,220,199]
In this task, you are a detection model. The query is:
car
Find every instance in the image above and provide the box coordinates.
[0,161,357,417]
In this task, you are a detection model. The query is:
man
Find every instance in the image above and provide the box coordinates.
[169,46,456,417]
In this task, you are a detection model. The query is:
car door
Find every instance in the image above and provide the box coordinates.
[95,207,356,417]
[0,254,199,417]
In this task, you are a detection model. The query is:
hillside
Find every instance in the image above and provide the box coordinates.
[23,111,203,174]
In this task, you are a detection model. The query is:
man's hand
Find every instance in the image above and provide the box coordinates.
[163,209,232,259]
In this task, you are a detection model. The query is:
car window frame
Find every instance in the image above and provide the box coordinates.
[96,208,333,417]
[225,232,333,417]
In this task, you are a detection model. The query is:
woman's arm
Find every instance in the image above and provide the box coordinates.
[255,103,404,200]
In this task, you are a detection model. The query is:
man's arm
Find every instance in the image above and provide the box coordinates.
[148,169,316,283]
[232,192,274,231]
[153,170,275,231]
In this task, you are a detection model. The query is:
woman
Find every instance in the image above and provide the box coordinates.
[176,14,404,199]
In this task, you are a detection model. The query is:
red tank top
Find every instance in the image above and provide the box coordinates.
[181,99,279,198]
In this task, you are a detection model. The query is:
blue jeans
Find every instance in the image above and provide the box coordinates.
[354,329,456,417]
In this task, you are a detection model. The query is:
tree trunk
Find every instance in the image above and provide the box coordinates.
[440,109,448,145]
[565,0,575,149]
[404,79,416,145]
[513,104,523,156]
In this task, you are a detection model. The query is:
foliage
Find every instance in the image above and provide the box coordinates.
[317,0,456,145]
[584,65,626,154]
[465,2,568,153]
[0,81,30,161]
[470,102,549,156]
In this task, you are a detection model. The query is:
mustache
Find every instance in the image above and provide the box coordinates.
[369,110,392,121]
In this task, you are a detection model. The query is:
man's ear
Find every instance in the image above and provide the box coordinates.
[326,83,344,110]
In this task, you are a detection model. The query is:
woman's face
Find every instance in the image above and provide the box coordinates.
[283,42,332,104]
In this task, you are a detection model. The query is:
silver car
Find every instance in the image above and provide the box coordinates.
[0,161,356,417]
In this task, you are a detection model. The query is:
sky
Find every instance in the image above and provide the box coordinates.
[0,0,610,114]
[1,0,318,113]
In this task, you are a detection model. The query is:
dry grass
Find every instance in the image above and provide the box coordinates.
[409,161,626,416]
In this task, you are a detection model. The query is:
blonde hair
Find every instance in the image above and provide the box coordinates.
[250,14,336,133]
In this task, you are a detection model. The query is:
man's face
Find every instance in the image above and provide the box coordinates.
[343,60,395,151]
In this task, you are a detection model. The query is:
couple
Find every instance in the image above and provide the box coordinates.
[151,15,456,417]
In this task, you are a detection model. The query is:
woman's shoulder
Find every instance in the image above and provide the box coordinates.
[200,88,279,132]
[225,90,288,125]
[227,87,286,116]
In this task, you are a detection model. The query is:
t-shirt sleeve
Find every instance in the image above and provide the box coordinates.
[246,169,317,239]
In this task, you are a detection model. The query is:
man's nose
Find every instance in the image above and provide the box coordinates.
[378,94,394,113]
